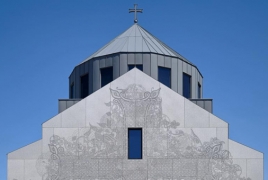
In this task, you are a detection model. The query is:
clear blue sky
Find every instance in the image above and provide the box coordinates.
[0,0,267,179]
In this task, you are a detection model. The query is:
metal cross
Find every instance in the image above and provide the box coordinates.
[129,4,143,23]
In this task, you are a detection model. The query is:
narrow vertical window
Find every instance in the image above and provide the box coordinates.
[80,74,89,99]
[136,65,143,71]
[128,128,142,159]
[70,83,74,99]
[101,67,113,87]
[128,65,143,71]
[183,73,191,98]
[158,67,171,88]
[198,83,201,99]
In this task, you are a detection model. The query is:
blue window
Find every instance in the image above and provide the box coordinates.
[101,67,113,87]
[183,73,191,98]
[128,128,142,159]
[158,67,171,88]
[128,65,143,71]
[198,83,201,99]
[70,83,74,99]
[80,74,89,98]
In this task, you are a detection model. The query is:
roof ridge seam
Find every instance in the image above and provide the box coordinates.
[115,37,129,52]
[139,26,173,55]
[108,37,125,53]
[136,25,145,52]
[143,36,157,53]
[139,27,166,54]
[140,26,192,63]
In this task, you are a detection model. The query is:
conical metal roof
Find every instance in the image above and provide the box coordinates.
[81,24,192,64]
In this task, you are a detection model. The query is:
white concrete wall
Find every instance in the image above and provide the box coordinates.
[8,69,263,180]
[8,140,42,180]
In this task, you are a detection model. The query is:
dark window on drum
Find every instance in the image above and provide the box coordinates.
[128,65,143,71]
[198,83,201,99]
[80,74,89,99]
[158,67,171,88]
[101,67,113,87]
[70,83,74,99]
[183,73,191,98]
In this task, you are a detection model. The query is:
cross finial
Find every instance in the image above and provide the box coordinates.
[129,4,143,23]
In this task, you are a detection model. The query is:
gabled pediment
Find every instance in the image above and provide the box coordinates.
[9,68,262,180]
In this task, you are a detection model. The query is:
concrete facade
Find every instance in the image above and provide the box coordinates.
[8,69,263,180]
[7,22,263,180]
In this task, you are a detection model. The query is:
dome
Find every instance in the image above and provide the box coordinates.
[69,23,203,102]
[80,24,193,65]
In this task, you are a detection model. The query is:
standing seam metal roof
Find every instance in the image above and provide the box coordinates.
[80,24,192,64]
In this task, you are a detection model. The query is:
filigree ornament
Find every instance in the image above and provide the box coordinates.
[36,84,250,180]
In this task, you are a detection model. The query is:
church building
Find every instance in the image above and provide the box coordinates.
[7,5,263,180]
